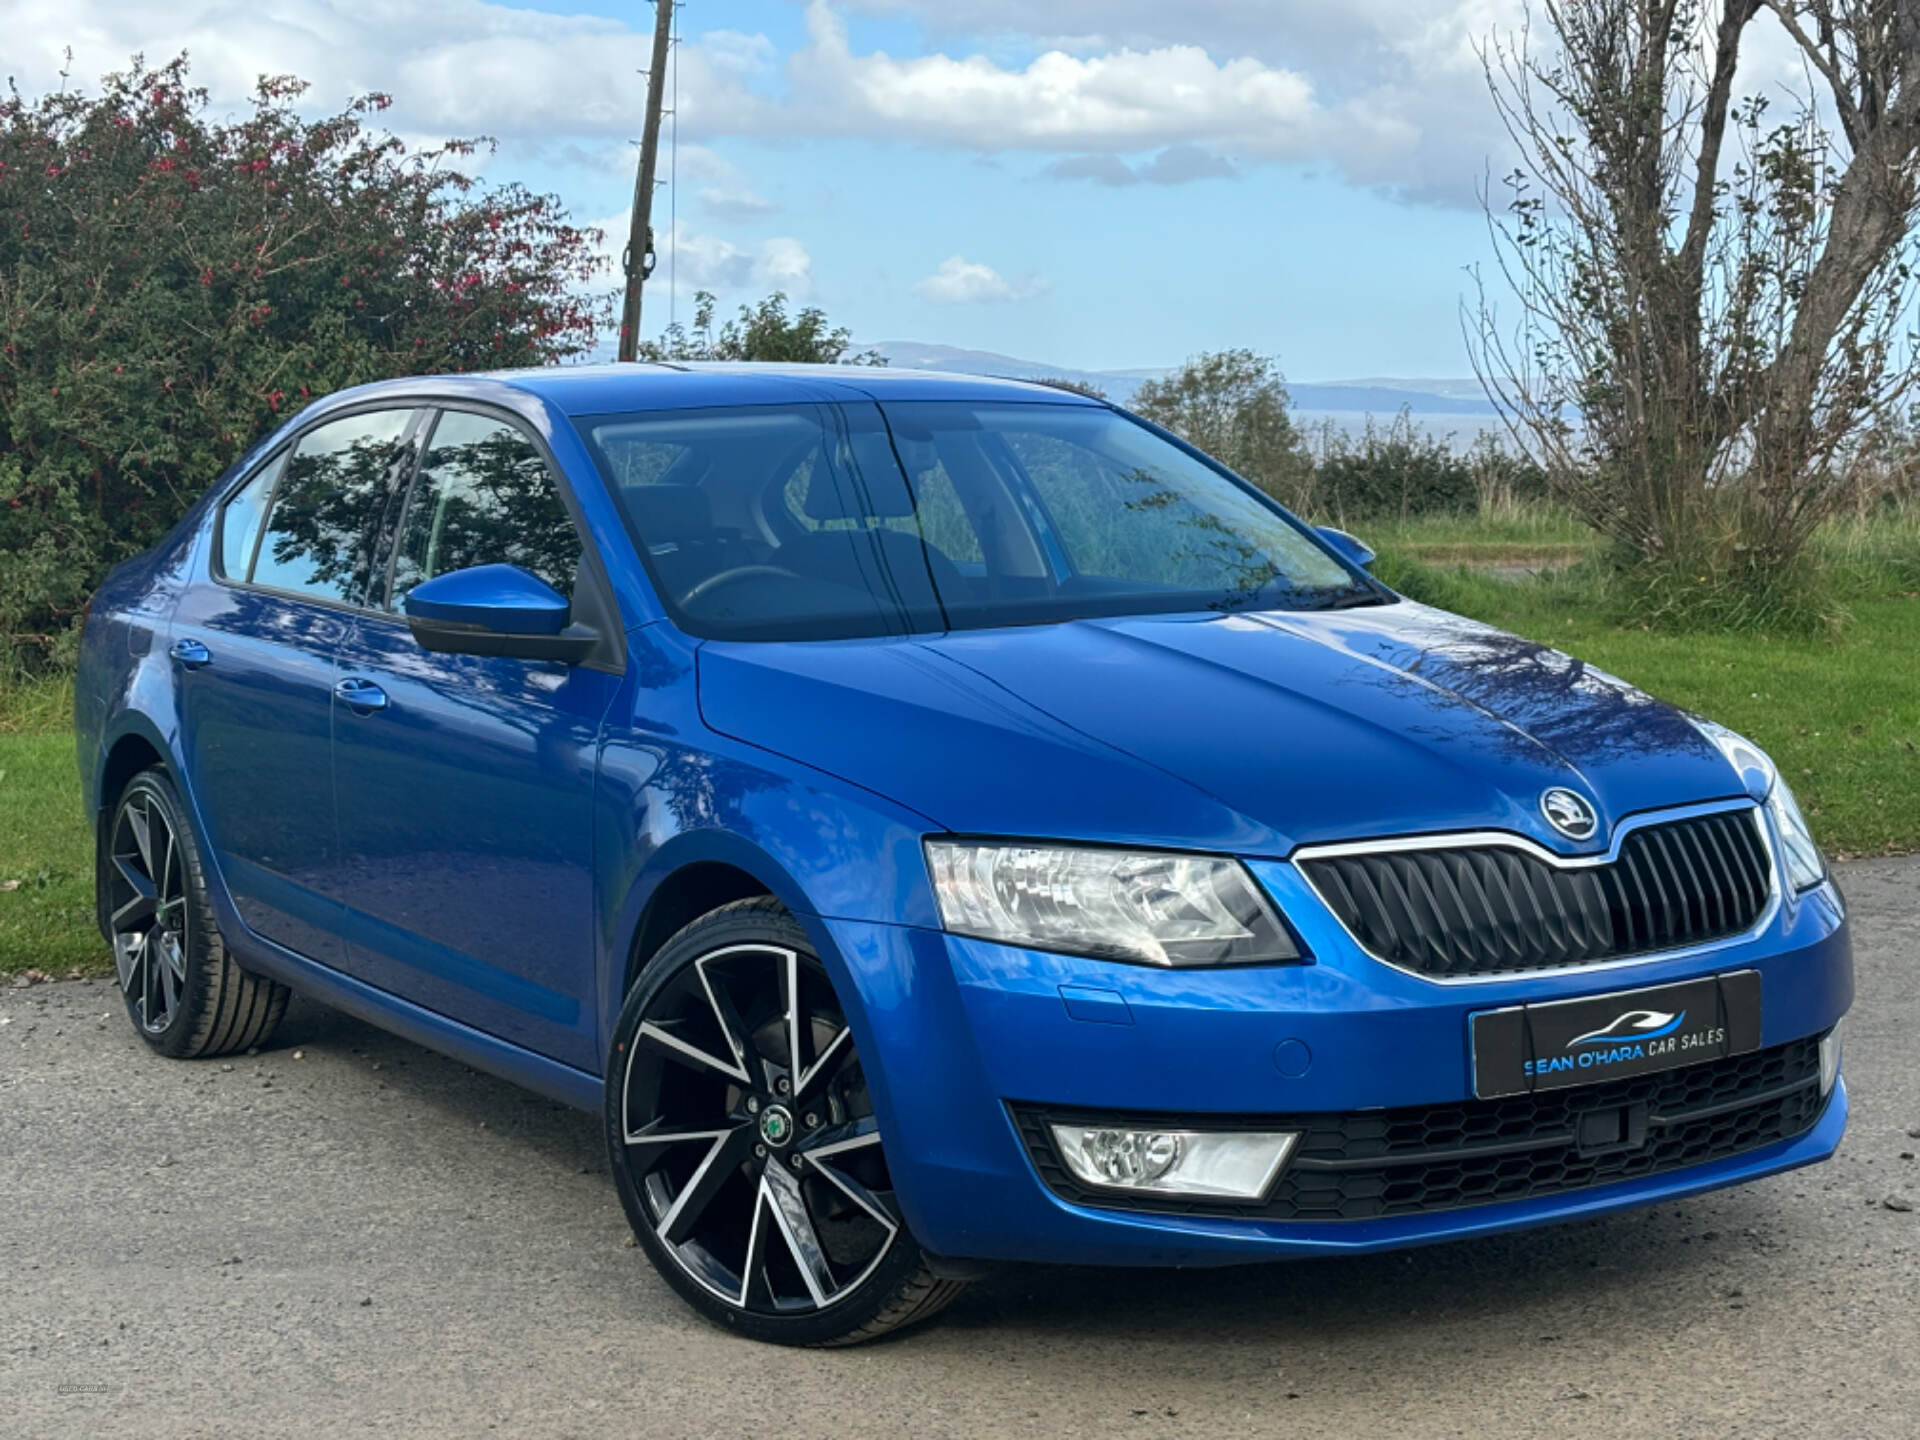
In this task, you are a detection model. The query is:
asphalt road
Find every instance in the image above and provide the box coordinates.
[4,859,1917,1440]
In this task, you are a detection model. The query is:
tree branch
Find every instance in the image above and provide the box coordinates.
[1764,0,1867,148]
[1682,0,1763,285]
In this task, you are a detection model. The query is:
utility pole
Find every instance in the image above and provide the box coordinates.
[617,0,675,362]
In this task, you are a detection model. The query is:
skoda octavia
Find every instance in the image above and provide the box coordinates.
[74,365,1850,1345]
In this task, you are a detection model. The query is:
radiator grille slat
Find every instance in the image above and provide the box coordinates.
[1302,809,1773,978]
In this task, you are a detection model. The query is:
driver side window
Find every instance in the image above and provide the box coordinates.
[388,411,582,607]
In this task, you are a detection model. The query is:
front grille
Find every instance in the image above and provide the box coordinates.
[1013,1034,1827,1222]
[1300,808,1773,979]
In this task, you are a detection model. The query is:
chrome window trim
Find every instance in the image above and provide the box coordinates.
[1288,799,1783,986]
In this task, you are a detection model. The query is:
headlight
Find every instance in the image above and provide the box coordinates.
[924,841,1300,967]
[1694,720,1827,892]
[1767,780,1826,892]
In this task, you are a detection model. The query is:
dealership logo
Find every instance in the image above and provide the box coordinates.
[1525,1005,1724,1080]
[1541,787,1599,840]
[1567,1009,1686,1048]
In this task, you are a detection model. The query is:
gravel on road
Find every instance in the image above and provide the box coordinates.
[3,859,1916,1439]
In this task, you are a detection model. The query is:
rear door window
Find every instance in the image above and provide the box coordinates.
[253,409,418,603]
[386,410,582,608]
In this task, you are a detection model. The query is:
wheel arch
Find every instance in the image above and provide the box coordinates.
[99,731,167,813]
[624,858,778,993]
[91,721,175,939]
[606,831,862,1060]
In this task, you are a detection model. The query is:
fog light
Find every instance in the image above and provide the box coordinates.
[1049,1124,1298,1201]
[1820,1023,1843,1096]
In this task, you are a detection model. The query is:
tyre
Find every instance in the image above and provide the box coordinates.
[606,897,966,1346]
[103,768,290,1058]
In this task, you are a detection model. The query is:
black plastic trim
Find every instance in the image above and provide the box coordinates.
[1011,1031,1829,1222]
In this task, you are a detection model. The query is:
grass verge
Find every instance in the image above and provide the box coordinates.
[1,678,101,977]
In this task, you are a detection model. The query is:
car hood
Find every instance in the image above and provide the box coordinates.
[696,600,1743,856]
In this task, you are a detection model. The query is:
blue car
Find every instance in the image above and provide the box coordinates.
[74,365,1850,1345]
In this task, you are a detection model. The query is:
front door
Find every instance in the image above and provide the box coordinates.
[327,407,619,1070]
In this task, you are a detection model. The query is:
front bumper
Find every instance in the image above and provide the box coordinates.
[818,865,1851,1267]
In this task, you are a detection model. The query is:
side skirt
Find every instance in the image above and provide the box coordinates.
[225,923,604,1112]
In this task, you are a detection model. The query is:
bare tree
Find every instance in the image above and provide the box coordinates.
[1471,1,1920,610]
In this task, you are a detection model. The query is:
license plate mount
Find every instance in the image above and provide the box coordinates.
[1470,971,1762,1100]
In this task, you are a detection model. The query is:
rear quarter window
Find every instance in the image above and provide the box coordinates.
[216,453,282,580]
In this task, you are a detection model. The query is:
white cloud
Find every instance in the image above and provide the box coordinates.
[594,215,814,299]
[823,0,1507,90]
[789,3,1320,156]
[756,236,814,291]
[699,186,779,221]
[800,0,1523,204]
[680,146,779,220]
[5,0,1522,207]
[915,256,1048,304]
[674,144,747,183]
[3,0,776,144]
[1044,144,1237,186]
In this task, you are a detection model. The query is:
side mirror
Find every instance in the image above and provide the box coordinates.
[403,563,599,664]
[1317,526,1376,571]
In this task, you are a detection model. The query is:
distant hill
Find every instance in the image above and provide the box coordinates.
[862,342,1502,437]
[865,341,1135,399]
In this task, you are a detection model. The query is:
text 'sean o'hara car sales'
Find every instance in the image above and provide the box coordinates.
[74,364,1849,1345]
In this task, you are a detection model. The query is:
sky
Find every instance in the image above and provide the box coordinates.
[8,0,1547,378]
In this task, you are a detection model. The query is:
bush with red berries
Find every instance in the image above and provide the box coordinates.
[0,56,607,670]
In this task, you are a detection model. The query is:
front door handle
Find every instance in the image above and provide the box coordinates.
[168,638,212,669]
[333,677,390,714]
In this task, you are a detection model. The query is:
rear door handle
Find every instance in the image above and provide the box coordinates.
[168,638,212,669]
[333,677,390,713]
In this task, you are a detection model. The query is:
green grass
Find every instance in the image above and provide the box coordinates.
[1,678,101,977]
[1818,507,1920,600]
[1363,501,1598,552]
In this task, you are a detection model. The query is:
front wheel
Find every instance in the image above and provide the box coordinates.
[605,897,965,1346]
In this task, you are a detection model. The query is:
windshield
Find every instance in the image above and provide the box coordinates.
[576,399,1381,642]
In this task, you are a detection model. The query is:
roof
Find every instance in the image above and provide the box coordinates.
[477,361,1107,416]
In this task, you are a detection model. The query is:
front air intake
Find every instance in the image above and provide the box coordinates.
[1299,808,1772,979]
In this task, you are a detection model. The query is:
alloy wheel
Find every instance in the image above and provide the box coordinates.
[615,943,901,1315]
[108,786,190,1035]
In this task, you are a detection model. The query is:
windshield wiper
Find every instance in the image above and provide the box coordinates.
[1310,590,1393,611]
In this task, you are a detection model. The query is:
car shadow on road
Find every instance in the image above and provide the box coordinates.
[265,993,1782,1356]
[946,1202,1756,1342]
[268,995,607,1175]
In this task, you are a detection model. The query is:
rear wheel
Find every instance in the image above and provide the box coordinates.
[105,769,290,1058]
[606,897,965,1346]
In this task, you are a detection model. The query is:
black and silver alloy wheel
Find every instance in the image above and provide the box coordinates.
[109,780,189,1035]
[607,898,967,1346]
[101,769,290,1058]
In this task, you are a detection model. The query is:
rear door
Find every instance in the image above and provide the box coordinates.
[327,406,621,1069]
[171,406,424,964]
